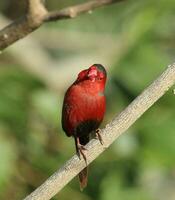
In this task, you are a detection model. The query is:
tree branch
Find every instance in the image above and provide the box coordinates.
[44,0,124,21]
[24,63,175,200]
[0,0,125,51]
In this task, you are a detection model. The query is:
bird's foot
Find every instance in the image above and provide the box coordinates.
[77,144,87,163]
[95,129,103,145]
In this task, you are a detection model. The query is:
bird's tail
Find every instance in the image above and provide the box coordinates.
[78,167,88,190]
[78,135,89,190]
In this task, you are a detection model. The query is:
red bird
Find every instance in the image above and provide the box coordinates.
[62,64,107,190]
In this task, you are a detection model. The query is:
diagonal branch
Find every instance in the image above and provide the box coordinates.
[0,0,47,51]
[24,63,175,200]
[0,0,126,51]
[44,0,124,21]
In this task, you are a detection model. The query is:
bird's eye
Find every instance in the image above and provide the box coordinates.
[99,72,104,79]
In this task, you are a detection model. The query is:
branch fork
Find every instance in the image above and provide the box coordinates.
[0,0,126,50]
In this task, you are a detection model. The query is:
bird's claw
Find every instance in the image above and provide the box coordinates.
[95,129,103,145]
[77,144,87,163]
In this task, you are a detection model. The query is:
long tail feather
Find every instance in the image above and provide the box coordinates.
[78,167,88,190]
[75,135,89,190]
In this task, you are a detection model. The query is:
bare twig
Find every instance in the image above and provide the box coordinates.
[0,0,47,50]
[44,0,124,21]
[24,63,175,200]
[0,0,125,51]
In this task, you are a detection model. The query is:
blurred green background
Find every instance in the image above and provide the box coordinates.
[0,0,175,199]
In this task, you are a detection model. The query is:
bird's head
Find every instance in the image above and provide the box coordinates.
[76,64,107,84]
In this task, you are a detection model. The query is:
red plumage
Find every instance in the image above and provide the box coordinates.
[62,64,107,190]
